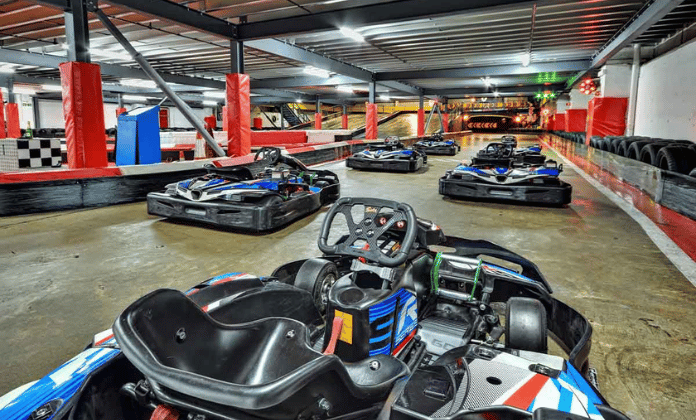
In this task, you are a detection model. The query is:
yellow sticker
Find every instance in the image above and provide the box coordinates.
[334,310,353,345]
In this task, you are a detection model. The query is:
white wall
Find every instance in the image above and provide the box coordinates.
[569,89,591,109]
[599,64,632,97]
[634,39,696,141]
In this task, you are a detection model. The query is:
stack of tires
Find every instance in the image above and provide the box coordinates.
[586,135,696,178]
[552,131,586,144]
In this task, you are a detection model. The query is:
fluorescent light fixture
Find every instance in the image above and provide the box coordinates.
[203,100,219,106]
[296,99,303,103]
[340,27,365,43]
[122,95,148,102]
[336,85,354,93]
[42,84,62,91]
[481,77,491,87]
[13,87,36,95]
[379,95,390,101]
[304,66,330,78]
[203,91,226,98]
[0,65,15,74]
[480,97,487,102]
[521,52,531,67]
[120,79,157,89]
[493,90,500,97]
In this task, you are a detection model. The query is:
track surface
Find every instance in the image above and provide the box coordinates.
[1,134,695,419]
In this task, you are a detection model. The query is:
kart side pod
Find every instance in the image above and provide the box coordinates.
[324,279,418,362]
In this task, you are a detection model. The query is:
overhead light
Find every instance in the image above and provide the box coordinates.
[493,90,500,97]
[122,95,148,102]
[481,77,491,87]
[41,84,62,91]
[521,52,531,67]
[13,87,36,95]
[379,95,390,101]
[481,97,487,102]
[339,27,365,43]
[202,100,219,106]
[336,85,354,93]
[296,99,303,103]
[0,65,15,74]
[470,97,476,102]
[203,91,226,98]
[120,79,157,89]
[304,66,330,78]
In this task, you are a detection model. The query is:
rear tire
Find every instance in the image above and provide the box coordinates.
[505,297,547,353]
[294,258,339,315]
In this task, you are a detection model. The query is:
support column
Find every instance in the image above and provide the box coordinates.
[341,104,348,129]
[314,97,322,130]
[226,73,251,157]
[441,112,449,133]
[365,82,378,140]
[64,0,90,63]
[417,95,425,137]
[230,40,244,74]
[32,97,41,129]
[0,90,6,139]
[280,107,285,130]
[626,44,641,136]
[60,61,108,168]
[5,80,20,138]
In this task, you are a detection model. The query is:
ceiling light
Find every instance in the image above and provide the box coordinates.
[120,79,157,89]
[13,87,36,95]
[203,91,226,99]
[122,95,148,102]
[296,99,303,103]
[202,100,219,106]
[481,77,491,87]
[379,95,390,101]
[336,85,354,93]
[339,27,365,43]
[0,66,15,74]
[304,66,330,78]
[41,84,62,91]
[521,52,531,67]
[481,97,487,102]
[493,90,500,97]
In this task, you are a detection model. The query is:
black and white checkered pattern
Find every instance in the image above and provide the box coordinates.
[17,139,62,168]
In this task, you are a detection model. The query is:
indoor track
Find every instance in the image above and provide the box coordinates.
[1,134,695,419]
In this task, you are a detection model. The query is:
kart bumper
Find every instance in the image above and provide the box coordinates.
[439,177,572,205]
[416,146,458,156]
[346,157,423,172]
[147,192,323,231]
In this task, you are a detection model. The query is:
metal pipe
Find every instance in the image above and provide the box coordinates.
[424,102,437,134]
[92,7,225,157]
[626,44,641,136]
[6,78,15,104]
[437,288,472,302]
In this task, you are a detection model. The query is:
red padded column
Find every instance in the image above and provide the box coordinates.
[59,62,107,168]
[586,97,628,141]
[0,91,6,139]
[314,113,322,130]
[341,113,348,129]
[417,108,425,137]
[442,113,449,133]
[554,113,566,131]
[226,73,251,157]
[252,117,262,129]
[565,109,587,133]
[365,103,378,140]
[6,103,21,139]
[222,105,229,132]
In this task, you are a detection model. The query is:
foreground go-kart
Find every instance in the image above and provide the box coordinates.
[414,133,461,156]
[147,147,340,231]
[347,137,427,172]
[1,198,628,420]
[471,140,546,167]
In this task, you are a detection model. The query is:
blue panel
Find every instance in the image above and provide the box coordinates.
[115,116,137,166]
[136,106,161,165]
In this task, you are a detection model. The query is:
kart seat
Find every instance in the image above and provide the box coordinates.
[113,289,409,418]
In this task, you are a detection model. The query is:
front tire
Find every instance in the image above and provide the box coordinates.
[294,258,339,315]
[505,297,547,353]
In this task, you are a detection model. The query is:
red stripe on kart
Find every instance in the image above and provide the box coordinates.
[392,329,417,355]
[95,333,114,346]
[503,374,549,410]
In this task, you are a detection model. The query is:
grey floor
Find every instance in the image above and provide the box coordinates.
[1,134,695,419]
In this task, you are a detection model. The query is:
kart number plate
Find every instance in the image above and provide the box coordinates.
[185,207,207,216]
[489,189,513,196]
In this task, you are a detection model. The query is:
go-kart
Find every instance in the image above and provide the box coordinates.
[439,159,572,205]
[1,197,627,420]
[471,142,546,167]
[347,136,427,172]
[414,133,461,156]
[146,147,340,231]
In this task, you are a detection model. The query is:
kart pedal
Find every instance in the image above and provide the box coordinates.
[323,316,344,355]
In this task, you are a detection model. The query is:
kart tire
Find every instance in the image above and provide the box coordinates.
[258,195,284,207]
[294,258,339,315]
[626,140,652,160]
[656,146,696,174]
[599,139,612,152]
[610,138,623,154]
[505,297,547,353]
[689,168,696,178]
[639,142,670,166]
[314,180,330,189]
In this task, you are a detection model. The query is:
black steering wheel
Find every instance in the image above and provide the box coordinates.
[254,147,281,165]
[318,197,418,267]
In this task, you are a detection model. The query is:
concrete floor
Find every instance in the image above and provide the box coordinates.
[1,134,695,419]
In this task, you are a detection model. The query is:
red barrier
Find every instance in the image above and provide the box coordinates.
[204,115,217,130]
[158,108,169,128]
[251,131,307,146]
[565,109,587,133]
[342,114,348,129]
[314,113,322,130]
[0,91,6,139]
[226,73,251,157]
[365,104,378,140]
[553,113,566,131]
[60,62,108,169]
[6,103,20,138]
[222,105,229,132]
[417,108,425,136]
[252,117,262,129]
[442,113,449,133]
[586,97,628,144]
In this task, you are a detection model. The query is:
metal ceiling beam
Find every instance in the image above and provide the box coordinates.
[236,0,537,40]
[566,0,685,88]
[424,83,565,97]
[251,75,362,89]
[376,60,591,81]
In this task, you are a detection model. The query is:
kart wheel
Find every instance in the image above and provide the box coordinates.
[294,258,339,315]
[505,297,547,353]
[259,195,284,207]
